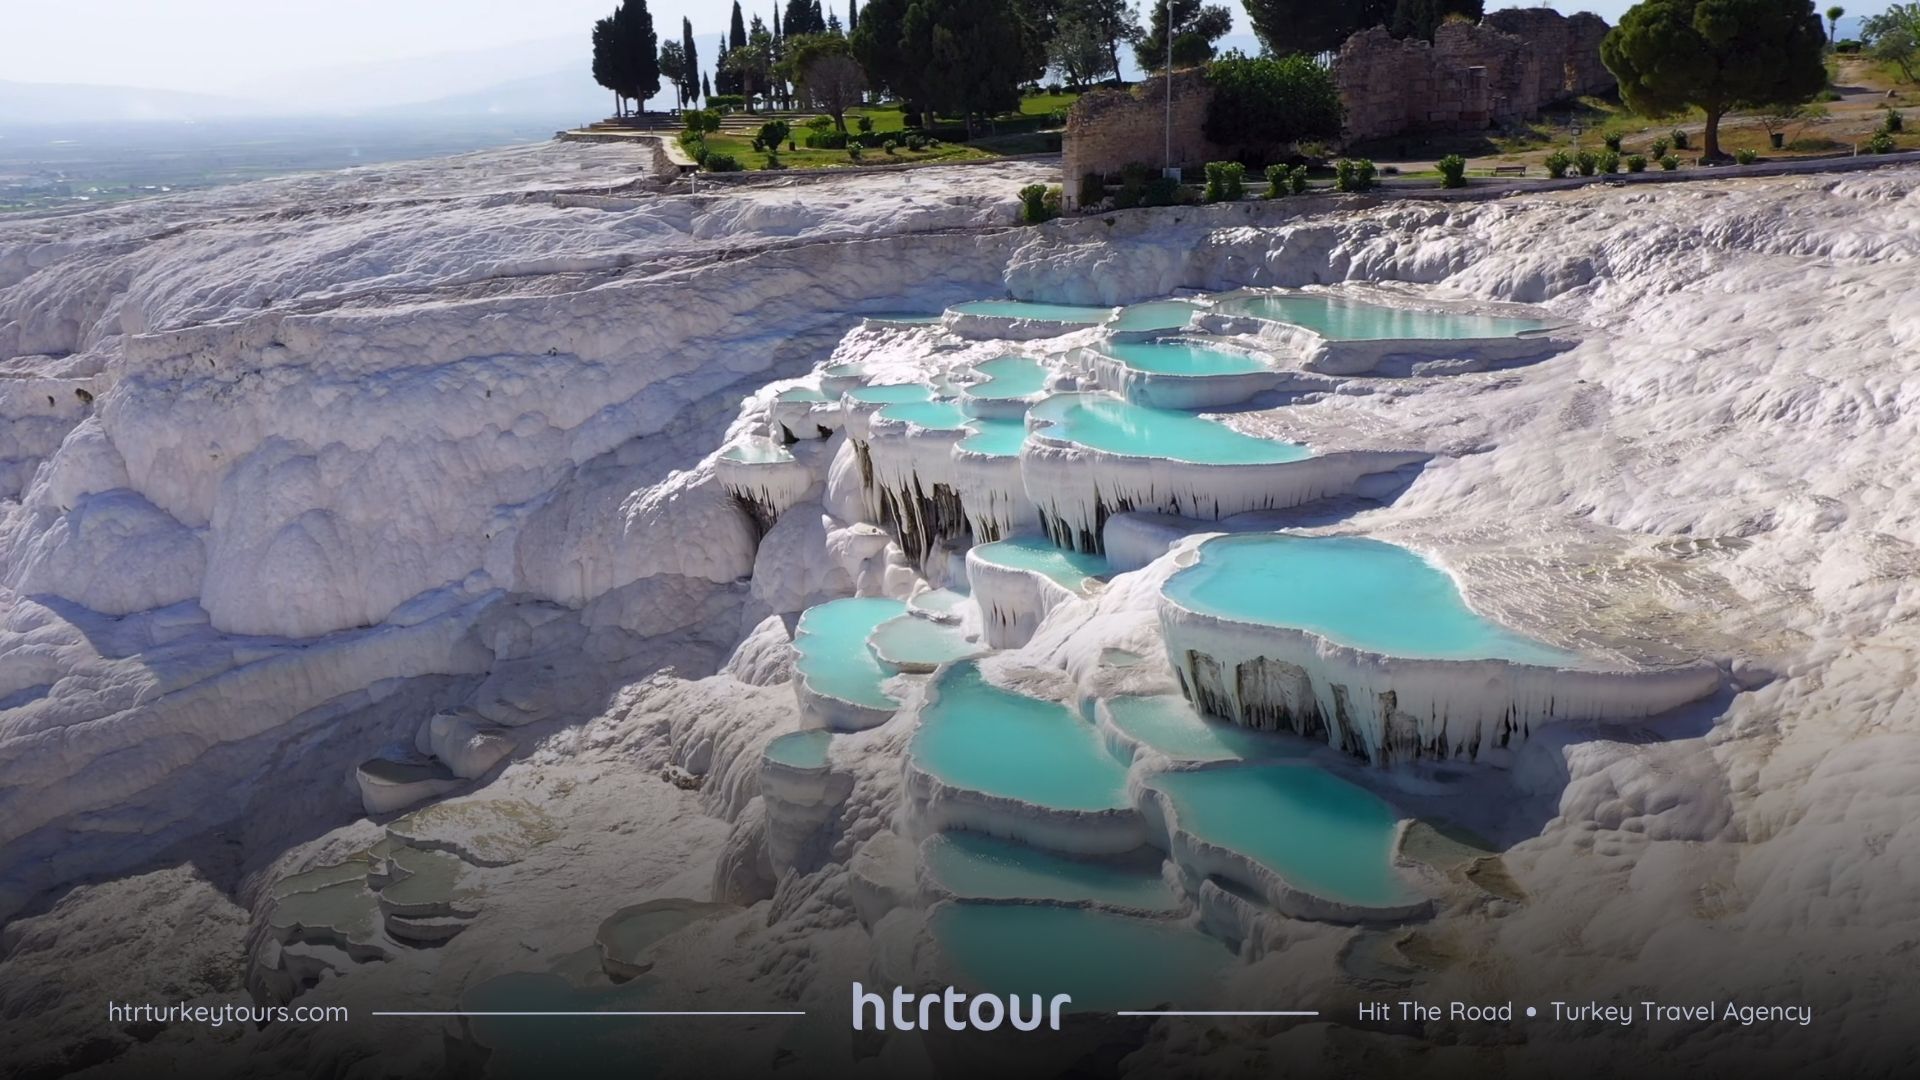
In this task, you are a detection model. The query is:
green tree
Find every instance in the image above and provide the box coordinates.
[850,0,861,32]
[788,33,869,129]
[851,0,917,105]
[786,0,829,35]
[1390,0,1482,42]
[1602,0,1828,161]
[1135,0,1232,72]
[1062,0,1140,83]
[726,19,776,110]
[1825,5,1844,40]
[902,0,1035,126]
[1202,52,1344,158]
[1049,15,1114,87]
[1863,4,1920,43]
[682,19,701,104]
[1875,26,1918,81]
[613,1,662,112]
[1242,1,1392,58]
[592,17,623,115]
[659,40,688,108]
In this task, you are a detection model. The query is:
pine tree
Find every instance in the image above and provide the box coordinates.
[850,0,860,32]
[683,18,701,103]
[592,16,622,116]
[731,1,748,47]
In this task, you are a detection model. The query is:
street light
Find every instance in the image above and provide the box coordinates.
[1164,0,1175,179]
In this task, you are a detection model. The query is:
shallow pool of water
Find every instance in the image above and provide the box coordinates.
[912,663,1129,812]
[866,312,943,324]
[794,597,910,710]
[951,299,1116,324]
[870,613,978,668]
[1150,764,1418,908]
[1029,394,1310,464]
[964,355,1049,399]
[1219,293,1552,340]
[844,383,936,405]
[970,536,1108,594]
[1163,534,1573,663]
[719,438,795,464]
[877,399,971,430]
[922,832,1179,911]
[910,588,970,615]
[932,903,1232,1011]
[957,419,1028,457]
[764,729,833,770]
[1109,299,1203,332]
[1106,694,1315,763]
[775,386,831,403]
[1106,338,1269,376]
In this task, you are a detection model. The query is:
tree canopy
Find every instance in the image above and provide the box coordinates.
[589,1,662,116]
[1135,0,1232,72]
[1058,0,1139,84]
[1241,1,1391,58]
[788,33,868,129]
[1601,0,1828,160]
[681,19,701,104]
[1202,52,1344,156]
[1389,0,1482,42]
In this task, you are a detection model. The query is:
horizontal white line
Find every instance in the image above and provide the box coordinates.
[371,1011,807,1017]
[1115,1010,1321,1017]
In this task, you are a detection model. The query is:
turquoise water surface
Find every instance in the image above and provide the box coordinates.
[922,832,1179,911]
[1219,293,1552,340]
[970,536,1109,594]
[1029,394,1310,464]
[764,729,832,770]
[911,663,1129,812]
[964,355,1049,399]
[1149,764,1418,908]
[845,383,936,405]
[1109,299,1202,332]
[877,399,971,430]
[932,904,1233,1011]
[794,597,909,709]
[910,588,970,615]
[957,419,1028,457]
[1163,534,1573,663]
[869,613,978,667]
[952,299,1116,324]
[1106,694,1314,763]
[1107,339,1269,376]
[719,439,794,464]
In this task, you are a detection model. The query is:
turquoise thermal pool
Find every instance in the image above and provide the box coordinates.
[1162,534,1574,663]
[921,832,1180,911]
[1028,394,1311,464]
[844,382,936,405]
[1148,764,1418,908]
[1219,293,1553,340]
[775,386,830,403]
[719,439,795,464]
[877,399,971,430]
[1106,338,1269,376]
[951,299,1116,323]
[911,663,1129,812]
[1109,299,1203,332]
[869,613,978,668]
[1105,694,1314,763]
[957,418,1028,457]
[794,597,909,710]
[963,355,1049,399]
[910,587,970,615]
[764,729,832,771]
[931,904,1233,1011]
[970,536,1109,594]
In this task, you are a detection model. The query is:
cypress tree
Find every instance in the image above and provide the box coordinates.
[850,0,860,32]
[683,18,701,103]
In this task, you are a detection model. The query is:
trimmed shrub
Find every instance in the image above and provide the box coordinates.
[1145,175,1185,207]
[1018,183,1056,224]
[883,140,898,155]
[1574,149,1599,176]
[1650,136,1671,158]
[682,109,721,136]
[1670,128,1690,150]
[762,152,782,169]
[1080,172,1108,207]
[1883,108,1906,135]
[804,130,849,149]
[1626,153,1648,172]
[703,152,741,172]
[1603,132,1624,152]
[1543,150,1574,179]
[1866,130,1898,154]
[1288,164,1309,195]
[1437,154,1467,188]
[706,94,746,112]
[847,143,865,162]
[1203,161,1246,202]
[1598,149,1621,174]
[1659,154,1680,171]
[1333,158,1377,192]
[857,115,875,134]
[1264,163,1288,197]
[1734,147,1759,165]
[757,120,791,150]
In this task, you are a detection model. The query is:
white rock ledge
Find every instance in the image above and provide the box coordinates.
[1084,337,1324,410]
[1021,436,1430,554]
[1156,589,1724,766]
[1191,313,1577,378]
[942,310,1114,341]
[965,546,1097,650]
[903,755,1149,856]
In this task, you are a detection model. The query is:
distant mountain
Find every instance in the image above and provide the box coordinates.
[374,66,619,123]
[0,80,259,124]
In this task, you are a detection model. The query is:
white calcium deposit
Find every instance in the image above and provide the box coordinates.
[2,141,1919,1077]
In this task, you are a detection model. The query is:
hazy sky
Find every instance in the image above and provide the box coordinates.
[1,1,1885,95]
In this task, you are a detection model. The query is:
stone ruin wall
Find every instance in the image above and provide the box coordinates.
[1337,9,1616,144]
[1060,8,1615,203]
[1061,69,1217,208]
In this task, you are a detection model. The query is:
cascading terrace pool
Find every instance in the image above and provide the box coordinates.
[1217,292,1555,340]
[1026,393,1309,464]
